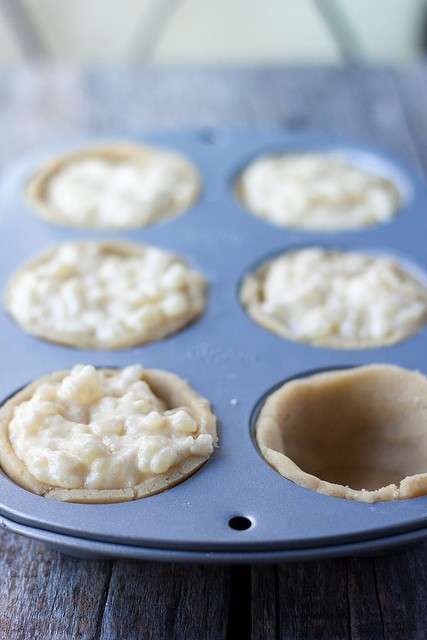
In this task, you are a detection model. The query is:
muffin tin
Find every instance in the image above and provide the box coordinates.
[1,129,427,562]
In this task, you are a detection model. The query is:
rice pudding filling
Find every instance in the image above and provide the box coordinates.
[241,248,427,348]
[5,241,207,349]
[0,365,217,503]
[236,152,400,230]
[26,144,201,229]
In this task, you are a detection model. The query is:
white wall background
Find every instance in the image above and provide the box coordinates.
[0,0,425,64]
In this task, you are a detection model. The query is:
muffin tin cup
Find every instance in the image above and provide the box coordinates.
[1,129,427,560]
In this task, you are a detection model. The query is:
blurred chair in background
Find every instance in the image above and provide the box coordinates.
[0,0,425,65]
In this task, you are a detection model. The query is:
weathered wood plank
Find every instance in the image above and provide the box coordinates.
[0,528,110,640]
[99,560,230,640]
[346,557,384,640]
[252,549,427,640]
[373,543,427,640]
[251,566,277,640]
[275,559,350,640]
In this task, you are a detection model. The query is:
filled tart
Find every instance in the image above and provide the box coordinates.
[0,365,217,503]
[5,241,207,350]
[26,143,201,229]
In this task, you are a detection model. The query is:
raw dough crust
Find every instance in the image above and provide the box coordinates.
[235,152,400,231]
[4,240,207,350]
[256,365,427,503]
[0,367,217,503]
[26,143,201,229]
[240,249,427,349]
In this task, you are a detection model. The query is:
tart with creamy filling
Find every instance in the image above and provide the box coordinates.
[0,365,217,503]
[256,365,427,503]
[26,143,201,229]
[235,152,400,230]
[5,241,207,350]
[241,248,427,348]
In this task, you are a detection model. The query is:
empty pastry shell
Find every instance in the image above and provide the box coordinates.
[255,365,427,503]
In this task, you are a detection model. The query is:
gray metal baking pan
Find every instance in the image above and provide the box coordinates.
[1,513,426,563]
[1,129,427,560]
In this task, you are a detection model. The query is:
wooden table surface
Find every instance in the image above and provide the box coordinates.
[1,64,427,639]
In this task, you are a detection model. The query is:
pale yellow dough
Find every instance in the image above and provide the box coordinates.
[240,248,427,349]
[0,365,217,503]
[236,152,400,231]
[26,143,201,229]
[5,241,207,350]
[256,365,427,503]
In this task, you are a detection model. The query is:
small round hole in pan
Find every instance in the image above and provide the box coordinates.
[228,516,253,531]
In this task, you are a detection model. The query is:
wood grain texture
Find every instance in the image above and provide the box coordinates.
[373,547,427,640]
[251,566,277,640]
[99,561,230,640]
[0,528,111,640]
[276,560,350,640]
[1,65,427,640]
[345,557,384,640]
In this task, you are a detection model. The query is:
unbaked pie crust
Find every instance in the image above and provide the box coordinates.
[256,365,427,503]
[0,366,217,503]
